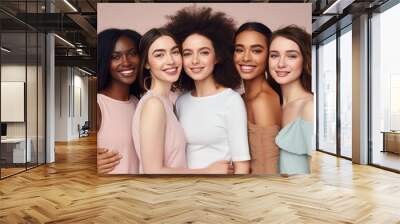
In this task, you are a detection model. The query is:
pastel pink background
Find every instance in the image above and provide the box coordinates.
[97,3,311,34]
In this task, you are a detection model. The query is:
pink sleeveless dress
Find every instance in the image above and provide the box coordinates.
[132,91,187,174]
[97,93,139,174]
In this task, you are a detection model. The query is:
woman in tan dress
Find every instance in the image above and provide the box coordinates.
[234,22,282,174]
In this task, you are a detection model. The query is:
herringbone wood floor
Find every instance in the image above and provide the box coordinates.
[1,135,400,224]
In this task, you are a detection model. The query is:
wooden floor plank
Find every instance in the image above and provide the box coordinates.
[0,135,399,223]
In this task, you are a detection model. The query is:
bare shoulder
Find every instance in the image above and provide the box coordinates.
[250,92,281,127]
[141,96,165,116]
[252,91,280,107]
[300,96,314,122]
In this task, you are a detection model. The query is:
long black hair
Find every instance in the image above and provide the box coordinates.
[234,22,282,104]
[97,28,142,98]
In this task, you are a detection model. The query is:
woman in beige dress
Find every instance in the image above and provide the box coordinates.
[234,22,282,174]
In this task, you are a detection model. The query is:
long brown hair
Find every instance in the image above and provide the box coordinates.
[267,25,312,103]
[138,28,178,93]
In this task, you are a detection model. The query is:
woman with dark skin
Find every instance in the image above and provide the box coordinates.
[96,29,142,174]
[234,22,282,174]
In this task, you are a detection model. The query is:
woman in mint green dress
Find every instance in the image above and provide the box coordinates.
[267,26,314,174]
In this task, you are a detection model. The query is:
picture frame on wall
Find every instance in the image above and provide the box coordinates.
[96,3,313,175]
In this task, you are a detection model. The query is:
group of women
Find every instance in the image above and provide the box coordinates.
[97,6,313,175]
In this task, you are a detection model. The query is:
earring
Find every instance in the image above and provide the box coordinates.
[143,76,151,91]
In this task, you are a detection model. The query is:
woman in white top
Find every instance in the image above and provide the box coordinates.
[165,6,251,174]
[131,28,231,174]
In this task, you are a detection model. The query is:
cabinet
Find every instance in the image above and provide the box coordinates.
[382,131,400,154]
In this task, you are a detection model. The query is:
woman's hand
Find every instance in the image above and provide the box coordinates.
[233,161,250,174]
[204,160,233,174]
[97,148,122,174]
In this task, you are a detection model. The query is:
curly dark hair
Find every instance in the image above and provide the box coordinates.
[267,25,312,101]
[164,6,241,91]
[97,28,142,98]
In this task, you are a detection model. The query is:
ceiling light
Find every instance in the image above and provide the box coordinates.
[63,0,78,12]
[323,0,355,15]
[1,47,11,53]
[78,67,93,76]
[54,34,75,48]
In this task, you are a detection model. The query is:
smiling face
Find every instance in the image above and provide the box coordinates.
[234,30,268,80]
[268,36,303,86]
[146,35,182,84]
[182,34,218,82]
[109,35,140,86]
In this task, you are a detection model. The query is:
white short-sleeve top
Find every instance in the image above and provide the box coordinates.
[176,88,250,169]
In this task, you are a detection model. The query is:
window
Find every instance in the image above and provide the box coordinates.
[0,1,46,179]
[317,35,337,155]
[339,27,352,158]
[370,2,400,171]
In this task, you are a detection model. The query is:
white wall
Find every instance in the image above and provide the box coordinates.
[55,66,69,141]
[1,65,37,138]
[1,65,26,143]
[74,73,89,135]
[1,63,46,164]
[54,66,89,141]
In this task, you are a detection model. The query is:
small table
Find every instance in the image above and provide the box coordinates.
[1,138,32,164]
[381,131,400,154]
